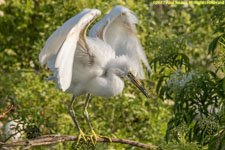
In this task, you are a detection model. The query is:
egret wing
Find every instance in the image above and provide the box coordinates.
[39,9,101,91]
[89,5,151,79]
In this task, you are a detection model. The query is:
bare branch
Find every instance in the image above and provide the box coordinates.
[0,135,160,149]
[0,105,13,119]
[0,70,40,73]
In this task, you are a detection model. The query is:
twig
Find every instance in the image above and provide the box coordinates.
[0,105,13,119]
[0,70,40,73]
[3,129,24,143]
[0,68,44,73]
[0,135,160,149]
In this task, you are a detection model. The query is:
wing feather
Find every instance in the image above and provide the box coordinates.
[89,5,151,79]
[39,9,101,91]
[39,9,90,65]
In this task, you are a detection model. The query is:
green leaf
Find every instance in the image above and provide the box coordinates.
[208,34,224,54]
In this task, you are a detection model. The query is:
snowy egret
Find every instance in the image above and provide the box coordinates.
[39,5,151,145]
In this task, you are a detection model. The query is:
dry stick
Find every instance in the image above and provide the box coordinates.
[0,135,160,149]
[0,105,13,119]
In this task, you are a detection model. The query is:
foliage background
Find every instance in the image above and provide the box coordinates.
[0,0,224,150]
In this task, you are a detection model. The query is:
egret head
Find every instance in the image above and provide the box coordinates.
[106,56,150,98]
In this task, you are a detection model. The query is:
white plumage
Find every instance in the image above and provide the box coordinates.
[2,120,24,142]
[89,6,151,78]
[39,5,151,98]
[39,5,151,145]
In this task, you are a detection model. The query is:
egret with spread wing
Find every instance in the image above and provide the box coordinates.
[39,5,151,145]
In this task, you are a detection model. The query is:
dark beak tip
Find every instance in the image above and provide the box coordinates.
[139,86,150,98]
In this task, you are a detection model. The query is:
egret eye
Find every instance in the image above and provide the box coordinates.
[127,71,133,76]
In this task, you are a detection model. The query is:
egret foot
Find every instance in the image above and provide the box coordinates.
[87,130,112,146]
[76,129,87,145]
[98,134,112,143]
[89,130,98,146]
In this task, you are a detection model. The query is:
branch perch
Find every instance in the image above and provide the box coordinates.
[0,135,160,149]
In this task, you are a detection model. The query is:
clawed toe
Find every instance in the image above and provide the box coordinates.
[99,135,112,143]
[76,129,87,145]
[75,129,112,146]
[90,130,98,146]
[87,130,112,146]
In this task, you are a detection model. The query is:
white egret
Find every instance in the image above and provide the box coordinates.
[2,120,24,142]
[39,5,151,145]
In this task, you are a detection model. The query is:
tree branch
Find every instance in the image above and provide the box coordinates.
[0,135,160,149]
[0,105,13,119]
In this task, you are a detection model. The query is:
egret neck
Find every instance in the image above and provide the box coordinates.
[86,67,124,98]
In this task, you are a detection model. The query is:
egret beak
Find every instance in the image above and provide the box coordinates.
[127,72,150,98]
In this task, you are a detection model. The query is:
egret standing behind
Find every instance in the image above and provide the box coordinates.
[39,5,151,145]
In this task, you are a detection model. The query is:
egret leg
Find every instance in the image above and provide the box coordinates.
[83,94,112,145]
[68,96,87,144]
[83,94,93,131]
[83,94,97,145]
